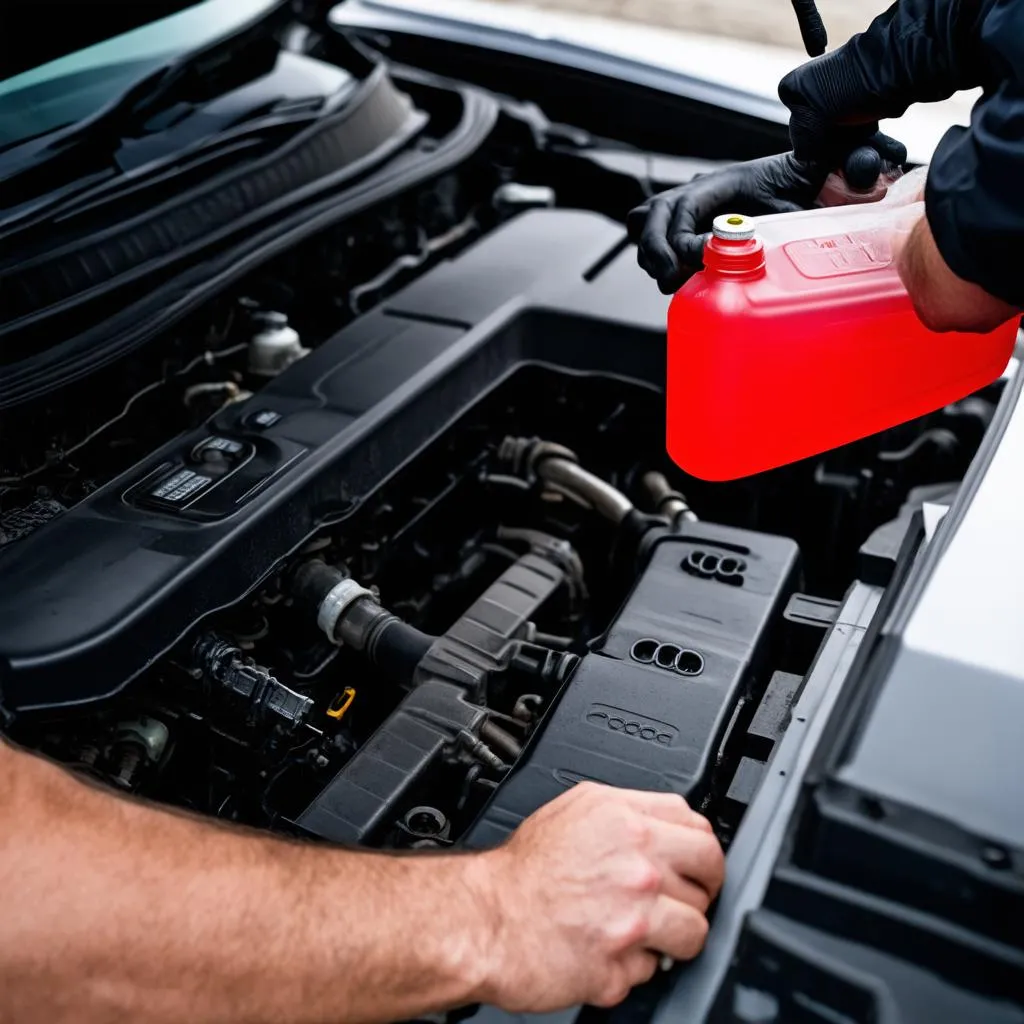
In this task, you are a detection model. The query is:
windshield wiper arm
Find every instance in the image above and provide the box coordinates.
[0,0,294,178]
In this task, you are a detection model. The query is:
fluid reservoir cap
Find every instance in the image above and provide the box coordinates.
[712,214,757,241]
[248,312,309,378]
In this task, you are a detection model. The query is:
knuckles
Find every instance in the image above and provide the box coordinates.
[602,911,649,951]
[689,812,714,834]
[620,854,661,896]
[619,812,652,851]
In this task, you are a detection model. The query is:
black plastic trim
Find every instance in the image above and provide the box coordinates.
[1,65,421,333]
[0,208,664,712]
[0,77,497,409]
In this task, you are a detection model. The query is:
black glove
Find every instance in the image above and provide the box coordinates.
[779,0,988,169]
[628,153,827,295]
[631,0,997,296]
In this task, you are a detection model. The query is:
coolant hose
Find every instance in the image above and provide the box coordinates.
[370,619,435,684]
[536,456,634,525]
[291,560,436,686]
[641,471,697,524]
[291,559,346,610]
[480,720,523,760]
[499,437,635,525]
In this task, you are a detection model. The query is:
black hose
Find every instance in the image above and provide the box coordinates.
[291,559,344,609]
[480,720,523,761]
[791,0,827,57]
[369,619,435,685]
[291,560,436,684]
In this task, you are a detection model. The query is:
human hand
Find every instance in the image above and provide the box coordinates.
[778,0,985,172]
[470,782,724,1013]
[878,165,928,207]
[628,152,828,294]
[815,160,905,208]
[879,167,928,266]
[628,148,915,294]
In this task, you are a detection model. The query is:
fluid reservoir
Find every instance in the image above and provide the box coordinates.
[666,207,1019,481]
[247,310,309,378]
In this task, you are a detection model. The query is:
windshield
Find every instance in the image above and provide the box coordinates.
[0,0,281,149]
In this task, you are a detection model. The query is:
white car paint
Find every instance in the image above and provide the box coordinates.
[365,0,980,165]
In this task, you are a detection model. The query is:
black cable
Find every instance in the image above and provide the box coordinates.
[791,0,828,57]
[0,341,246,486]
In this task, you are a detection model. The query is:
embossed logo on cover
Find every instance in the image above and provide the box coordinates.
[585,703,677,746]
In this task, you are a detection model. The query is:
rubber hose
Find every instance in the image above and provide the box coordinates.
[370,619,435,685]
[790,0,827,57]
[481,720,523,760]
[291,560,344,609]
[537,457,633,524]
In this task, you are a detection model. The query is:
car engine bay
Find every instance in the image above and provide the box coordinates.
[0,55,1007,860]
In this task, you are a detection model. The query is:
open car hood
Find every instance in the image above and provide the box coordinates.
[329,0,979,166]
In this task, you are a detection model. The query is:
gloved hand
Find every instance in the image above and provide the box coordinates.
[778,0,986,169]
[628,153,828,295]
[631,0,994,296]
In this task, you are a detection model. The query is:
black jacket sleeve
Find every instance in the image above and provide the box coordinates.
[781,0,1024,308]
[925,1,1024,308]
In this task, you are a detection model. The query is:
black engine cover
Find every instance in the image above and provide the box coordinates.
[0,208,668,713]
[465,523,800,848]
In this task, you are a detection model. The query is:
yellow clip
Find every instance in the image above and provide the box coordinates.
[326,687,356,721]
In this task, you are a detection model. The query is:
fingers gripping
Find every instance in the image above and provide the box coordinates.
[645,897,710,962]
[646,819,725,899]
[636,198,684,293]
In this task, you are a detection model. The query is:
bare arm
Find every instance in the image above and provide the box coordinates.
[0,737,493,1024]
[0,739,723,1023]
[894,214,1020,334]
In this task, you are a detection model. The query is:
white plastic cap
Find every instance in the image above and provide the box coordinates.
[712,213,757,240]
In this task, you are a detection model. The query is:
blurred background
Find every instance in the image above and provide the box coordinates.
[455,0,973,163]
[488,0,890,51]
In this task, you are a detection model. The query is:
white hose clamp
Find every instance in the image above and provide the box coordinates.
[317,578,374,642]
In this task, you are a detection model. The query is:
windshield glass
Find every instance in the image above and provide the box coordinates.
[0,0,281,149]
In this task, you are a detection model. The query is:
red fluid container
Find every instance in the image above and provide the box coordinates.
[667,207,1019,481]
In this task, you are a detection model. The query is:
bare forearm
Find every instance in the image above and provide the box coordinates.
[895,215,1020,334]
[0,740,491,1024]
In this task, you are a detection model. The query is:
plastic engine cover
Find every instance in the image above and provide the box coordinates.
[465,523,800,848]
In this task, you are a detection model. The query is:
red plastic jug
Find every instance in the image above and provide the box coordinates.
[666,207,1019,481]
